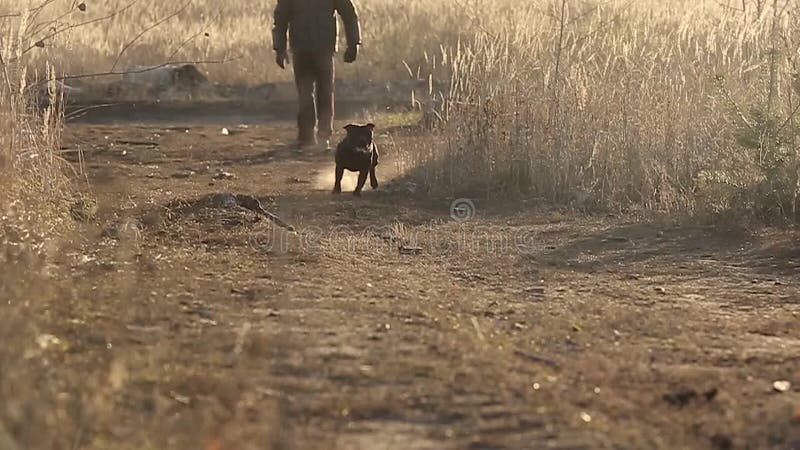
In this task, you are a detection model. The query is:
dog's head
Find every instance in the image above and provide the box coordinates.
[344,123,375,147]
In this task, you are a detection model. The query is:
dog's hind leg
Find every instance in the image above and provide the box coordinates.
[333,165,344,194]
[369,163,378,189]
[370,145,379,189]
[354,170,368,196]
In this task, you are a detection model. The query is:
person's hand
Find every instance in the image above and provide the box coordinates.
[343,45,358,63]
[275,50,288,69]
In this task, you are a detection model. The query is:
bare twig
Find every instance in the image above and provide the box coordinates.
[12,0,141,61]
[513,349,560,369]
[109,0,192,73]
[51,56,243,83]
[15,0,231,90]
[63,103,119,122]
[26,0,66,35]
[163,26,214,65]
[14,0,231,93]
[713,0,745,12]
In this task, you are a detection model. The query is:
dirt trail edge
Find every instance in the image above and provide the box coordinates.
[39,118,800,449]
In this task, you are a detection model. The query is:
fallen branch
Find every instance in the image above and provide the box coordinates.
[513,349,560,369]
[234,194,297,232]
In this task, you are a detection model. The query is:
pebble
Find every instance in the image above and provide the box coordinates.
[773,380,792,393]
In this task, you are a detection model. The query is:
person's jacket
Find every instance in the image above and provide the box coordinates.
[272,0,361,54]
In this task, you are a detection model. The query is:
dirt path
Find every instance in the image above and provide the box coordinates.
[31,116,800,449]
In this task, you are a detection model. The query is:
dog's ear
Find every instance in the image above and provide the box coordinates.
[344,124,357,131]
[365,123,376,130]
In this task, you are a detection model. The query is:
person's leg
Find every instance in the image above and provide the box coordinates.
[292,51,317,145]
[314,52,335,146]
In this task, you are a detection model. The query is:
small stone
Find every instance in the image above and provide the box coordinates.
[221,127,230,136]
[170,391,191,405]
[198,318,217,327]
[171,170,195,179]
[36,334,62,350]
[213,170,236,180]
[399,245,423,255]
[773,380,792,393]
[580,412,592,423]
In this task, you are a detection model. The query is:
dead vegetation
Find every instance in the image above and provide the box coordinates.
[2,1,800,449]
[0,11,77,450]
[10,0,800,218]
[0,0,469,84]
[400,0,800,223]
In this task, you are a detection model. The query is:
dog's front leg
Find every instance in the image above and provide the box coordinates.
[333,165,344,194]
[354,170,368,196]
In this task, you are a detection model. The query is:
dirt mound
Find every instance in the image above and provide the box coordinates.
[135,193,292,250]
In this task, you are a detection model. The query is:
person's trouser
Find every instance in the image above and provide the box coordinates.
[292,50,335,144]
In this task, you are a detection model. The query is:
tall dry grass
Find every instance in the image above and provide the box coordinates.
[1,11,75,449]
[403,0,800,222]
[1,9,70,264]
[4,0,799,222]
[0,0,475,84]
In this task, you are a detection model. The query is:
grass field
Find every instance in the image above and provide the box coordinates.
[4,0,800,220]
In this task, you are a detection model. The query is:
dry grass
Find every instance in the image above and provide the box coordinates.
[0,23,70,264]
[0,13,71,269]
[399,0,800,222]
[0,0,473,84]
[3,1,800,448]
[6,0,799,218]
[0,11,75,449]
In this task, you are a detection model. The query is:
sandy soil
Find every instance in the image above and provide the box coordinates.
[8,112,800,449]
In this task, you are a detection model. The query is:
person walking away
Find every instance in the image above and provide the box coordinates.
[272,0,361,149]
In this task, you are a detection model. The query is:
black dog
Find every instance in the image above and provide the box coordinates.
[333,123,379,196]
